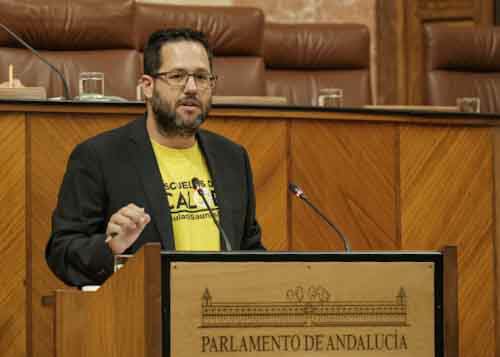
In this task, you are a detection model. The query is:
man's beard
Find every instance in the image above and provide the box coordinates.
[150,89,209,137]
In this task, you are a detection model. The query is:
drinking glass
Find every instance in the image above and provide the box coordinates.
[136,83,144,101]
[78,72,105,99]
[457,97,480,113]
[318,88,343,108]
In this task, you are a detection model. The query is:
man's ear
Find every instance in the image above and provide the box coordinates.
[139,75,154,100]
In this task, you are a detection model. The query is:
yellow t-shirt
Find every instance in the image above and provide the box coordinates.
[151,139,221,251]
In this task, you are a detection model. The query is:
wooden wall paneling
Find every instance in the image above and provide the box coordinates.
[0,113,26,357]
[376,0,407,105]
[205,117,288,250]
[400,125,495,357]
[290,120,399,251]
[0,102,490,357]
[479,0,495,24]
[493,126,500,357]
[29,114,134,357]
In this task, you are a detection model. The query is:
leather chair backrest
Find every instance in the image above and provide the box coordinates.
[425,24,500,113]
[0,0,140,99]
[263,23,372,106]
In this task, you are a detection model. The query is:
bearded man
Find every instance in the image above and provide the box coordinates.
[46,28,264,287]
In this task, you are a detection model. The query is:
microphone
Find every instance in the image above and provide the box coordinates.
[289,183,352,252]
[0,22,71,100]
[191,177,233,251]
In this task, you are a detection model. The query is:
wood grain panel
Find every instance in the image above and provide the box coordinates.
[376,0,406,105]
[0,114,26,357]
[56,244,161,357]
[30,114,134,357]
[492,126,500,356]
[0,103,492,357]
[418,0,474,11]
[290,120,398,251]
[205,117,288,250]
[400,125,495,357]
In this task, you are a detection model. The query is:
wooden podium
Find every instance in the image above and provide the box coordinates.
[54,244,449,357]
[55,244,162,357]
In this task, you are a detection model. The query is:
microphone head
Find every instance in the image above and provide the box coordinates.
[191,177,201,190]
[288,183,304,198]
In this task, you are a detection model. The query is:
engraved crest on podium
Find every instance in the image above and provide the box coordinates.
[200,286,408,328]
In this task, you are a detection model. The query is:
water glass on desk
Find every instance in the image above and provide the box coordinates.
[318,88,343,108]
[78,72,105,99]
[457,97,480,113]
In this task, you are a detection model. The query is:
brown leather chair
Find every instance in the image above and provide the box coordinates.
[0,0,267,99]
[0,0,141,100]
[263,23,372,106]
[424,24,500,113]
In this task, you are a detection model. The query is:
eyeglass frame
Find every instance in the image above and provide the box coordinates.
[151,70,217,90]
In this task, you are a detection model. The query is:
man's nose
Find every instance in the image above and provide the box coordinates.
[184,75,198,92]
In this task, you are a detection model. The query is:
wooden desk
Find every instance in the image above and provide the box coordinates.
[1,101,499,357]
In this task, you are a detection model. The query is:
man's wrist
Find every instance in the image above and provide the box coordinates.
[105,235,127,255]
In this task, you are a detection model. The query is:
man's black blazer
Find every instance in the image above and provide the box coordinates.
[46,116,264,287]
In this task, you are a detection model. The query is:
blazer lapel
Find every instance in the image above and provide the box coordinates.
[126,117,175,250]
[197,130,233,250]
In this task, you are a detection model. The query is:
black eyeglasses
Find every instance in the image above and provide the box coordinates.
[152,70,217,90]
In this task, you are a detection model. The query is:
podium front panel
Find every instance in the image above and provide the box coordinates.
[161,252,443,357]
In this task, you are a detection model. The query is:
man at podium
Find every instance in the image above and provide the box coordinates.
[45,28,265,287]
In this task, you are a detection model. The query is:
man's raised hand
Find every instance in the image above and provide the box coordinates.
[105,203,151,255]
